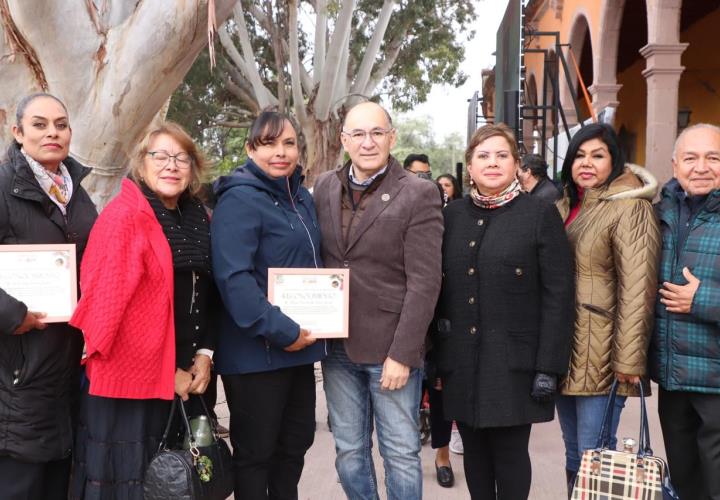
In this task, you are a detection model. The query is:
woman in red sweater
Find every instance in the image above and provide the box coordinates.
[69,122,218,500]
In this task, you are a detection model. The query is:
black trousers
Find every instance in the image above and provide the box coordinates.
[427,383,452,449]
[223,363,316,500]
[658,388,720,500]
[457,423,532,500]
[0,455,71,500]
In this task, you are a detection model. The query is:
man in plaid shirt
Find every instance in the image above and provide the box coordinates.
[651,123,720,500]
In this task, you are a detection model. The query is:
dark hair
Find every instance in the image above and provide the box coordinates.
[247,110,299,151]
[15,92,69,133]
[560,123,625,207]
[521,154,549,179]
[403,153,430,169]
[436,173,462,201]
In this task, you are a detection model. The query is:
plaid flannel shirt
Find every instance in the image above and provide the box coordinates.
[651,179,720,393]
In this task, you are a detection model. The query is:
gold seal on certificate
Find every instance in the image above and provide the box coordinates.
[268,268,349,338]
[0,244,78,323]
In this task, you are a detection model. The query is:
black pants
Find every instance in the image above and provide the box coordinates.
[457,423,532,500]
[658,388,720,500]
[0,455,71,500]
[223,364,316,500]
[427,383,452,449]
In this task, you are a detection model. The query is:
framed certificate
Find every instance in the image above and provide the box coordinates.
[268,268,349,338]
[0,244,78,323]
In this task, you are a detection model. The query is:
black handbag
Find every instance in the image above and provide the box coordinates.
[144,396,234,500]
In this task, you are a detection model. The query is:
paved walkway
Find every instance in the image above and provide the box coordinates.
[214,371,666,500]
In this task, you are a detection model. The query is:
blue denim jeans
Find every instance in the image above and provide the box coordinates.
[556,394,627,472]
[322,344,423,500]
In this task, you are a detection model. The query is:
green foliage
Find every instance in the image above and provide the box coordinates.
[392,114,465,176]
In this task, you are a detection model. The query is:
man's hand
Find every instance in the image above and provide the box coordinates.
[659,267,700,314]
[175,368,193,401]
[616,373,641,385]
[189,354,212,395]
[530,372,557,402]
[13,311,47,335]
[380,357,410,391]
[284,328,316,352]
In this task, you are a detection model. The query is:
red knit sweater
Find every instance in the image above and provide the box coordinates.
[70,179,176,399]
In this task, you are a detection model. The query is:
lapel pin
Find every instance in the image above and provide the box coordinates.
[381,193,390,202]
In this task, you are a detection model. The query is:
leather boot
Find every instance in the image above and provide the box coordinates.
[566,469,577,499]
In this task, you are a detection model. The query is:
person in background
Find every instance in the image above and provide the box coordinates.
[0,93,97,500]
[435,123,574,499]
[211,111,326,499]
[555,123,660,497]
[651,123,720,499]
[69,122,216,499]
[518,153,561,203]
[437,173,463,205]
[314,102,443,500]
[403,153,432,180]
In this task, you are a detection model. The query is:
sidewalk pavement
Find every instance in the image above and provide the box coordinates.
[214,370,666,500]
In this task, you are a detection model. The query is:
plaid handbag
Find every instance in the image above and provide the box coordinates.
[571,380,679,500]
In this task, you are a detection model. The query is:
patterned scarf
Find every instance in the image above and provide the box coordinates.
[22,149,73,214]
[470,178,522,209]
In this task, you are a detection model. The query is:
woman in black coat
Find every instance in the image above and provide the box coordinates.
[435,124,574,500]
[0,93,97,499]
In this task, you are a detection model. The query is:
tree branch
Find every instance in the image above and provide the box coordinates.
[226,2,277,108]
[314,0,355,120]
[0,0,48,89]
[350,0,394,95]
[331,27,350,116]
[364,29,406,96]
[225,76,261,115]
[288,0,308,124]
[312,0,327,85]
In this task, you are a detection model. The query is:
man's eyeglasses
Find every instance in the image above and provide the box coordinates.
[341,128,394,144]
[147,151,193,170]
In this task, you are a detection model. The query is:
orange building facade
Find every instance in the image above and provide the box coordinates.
[517,0,720,187]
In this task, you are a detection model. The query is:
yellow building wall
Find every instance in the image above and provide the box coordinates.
[615,57,647,165]
[678,8,720,128]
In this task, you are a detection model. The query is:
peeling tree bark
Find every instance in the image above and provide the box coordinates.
[0,0,235,209]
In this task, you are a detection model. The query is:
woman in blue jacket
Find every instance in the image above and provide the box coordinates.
[211,111,326,499]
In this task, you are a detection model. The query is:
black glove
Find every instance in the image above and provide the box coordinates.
[531,372,557,403]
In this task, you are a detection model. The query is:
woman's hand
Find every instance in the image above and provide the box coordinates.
[616,373,641,385]
[284,328,316,352]
[189,354,212,395]
[175,368,193,401]
[13,311,47,334]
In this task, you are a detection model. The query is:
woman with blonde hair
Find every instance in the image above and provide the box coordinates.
[69,122,219,499]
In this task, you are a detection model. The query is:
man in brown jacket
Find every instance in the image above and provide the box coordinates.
[313,102,443,500]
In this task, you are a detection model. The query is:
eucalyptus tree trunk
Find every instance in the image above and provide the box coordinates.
[0,0,235,209]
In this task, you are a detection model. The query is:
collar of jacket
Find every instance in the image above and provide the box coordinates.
[7,141,91,203]
[658,177,720,217]
[557,164,658,218]
[244,159,305,198]
[333,155,404,185]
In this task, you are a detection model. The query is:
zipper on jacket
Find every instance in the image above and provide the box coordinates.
[285,177,319,268]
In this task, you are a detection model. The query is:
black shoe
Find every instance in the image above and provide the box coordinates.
[435,462,454,488]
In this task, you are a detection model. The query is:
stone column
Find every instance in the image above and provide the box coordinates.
[640,42,687,187]
[589,83,622,124]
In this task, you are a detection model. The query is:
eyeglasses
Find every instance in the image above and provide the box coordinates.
[147,150,193,170]
[341,128,394,144]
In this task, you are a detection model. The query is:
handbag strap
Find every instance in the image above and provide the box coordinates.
[157,396,197,452]
[595,379,620,449]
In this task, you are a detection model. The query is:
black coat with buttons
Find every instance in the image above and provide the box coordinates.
[0,142,97,462]
[434,194,574,428]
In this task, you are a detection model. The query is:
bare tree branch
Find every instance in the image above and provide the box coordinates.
[288,0,308,124]
[364,29,406,96]
[350,0,394,95]
[226,2,278,108]
[314,0,355,120]
[0,0,48,89]
[225,76,261,115]
[312,0,327,85]
[267,1,287,113]
[331,27,350,116]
